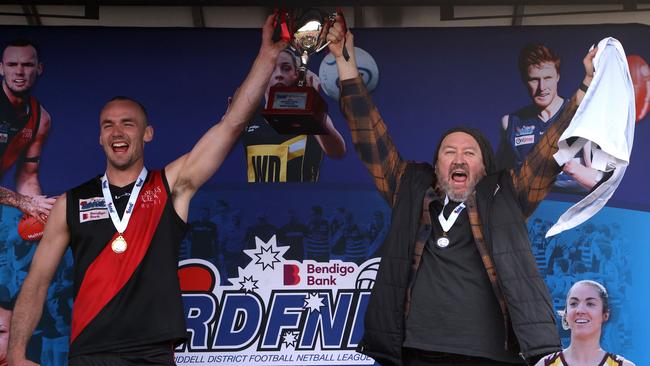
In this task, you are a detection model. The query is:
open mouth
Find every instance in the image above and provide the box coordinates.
[111,141,129,153]
[451,170,468,184]
[575,319,590,324]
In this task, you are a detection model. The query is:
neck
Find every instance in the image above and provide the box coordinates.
[565,336,604,363]
[537,96,564,122]
[3,82,26,107]
[105,162,145,187]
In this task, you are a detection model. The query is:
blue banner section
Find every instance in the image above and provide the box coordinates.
[0,23,648,365]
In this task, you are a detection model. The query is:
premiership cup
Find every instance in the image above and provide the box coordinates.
[262,9,336,135]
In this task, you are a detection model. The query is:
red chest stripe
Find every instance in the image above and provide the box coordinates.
[70,171,167,343]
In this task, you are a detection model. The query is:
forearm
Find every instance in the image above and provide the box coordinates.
[167,48,280,197]
[8,274,49,362]
[314,115,346,159]
[339,77,405,206]
[221,50,277,132]
[16,171,42,197]
[513,90,582,216]
[0,186,29,212]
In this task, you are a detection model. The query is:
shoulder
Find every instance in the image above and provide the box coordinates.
[404,161,434,176]
[613,354,635,366]
[501,114,509,130]
[535,351,562,366]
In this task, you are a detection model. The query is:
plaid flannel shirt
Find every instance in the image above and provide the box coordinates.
[339,76,579,332]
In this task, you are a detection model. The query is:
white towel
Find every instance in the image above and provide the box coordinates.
[546,37,635,237]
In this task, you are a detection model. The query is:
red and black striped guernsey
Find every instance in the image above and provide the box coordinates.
[66,169,188,357]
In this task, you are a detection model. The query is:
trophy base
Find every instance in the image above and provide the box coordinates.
[262,85,329,135]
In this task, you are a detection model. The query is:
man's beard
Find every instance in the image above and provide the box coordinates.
[435,163,483,202]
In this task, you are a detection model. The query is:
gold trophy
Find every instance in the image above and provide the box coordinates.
[262,9,336,135]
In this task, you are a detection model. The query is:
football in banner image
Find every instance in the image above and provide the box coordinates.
[319,46,379,100]
[18,214,44,241]
[627,54,650,122]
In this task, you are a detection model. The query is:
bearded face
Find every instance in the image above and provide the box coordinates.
[435,132,486,202]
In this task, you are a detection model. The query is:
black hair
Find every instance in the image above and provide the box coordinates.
[2,38,40,61]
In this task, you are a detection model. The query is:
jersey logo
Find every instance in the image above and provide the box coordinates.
[20,128,33,141]
[515,125,535,136]
[79,197,108,223]
[247,124,261,133]
[514,134,535,146]
[0,133,7,143]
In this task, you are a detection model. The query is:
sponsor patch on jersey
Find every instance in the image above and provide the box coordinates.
[0,133,7,143]
[246,124,260,133]
[80,209,109,223]
[514,134,535,146]
[515,125,535,136]
[20,128,33,141]
[79,197,108,223]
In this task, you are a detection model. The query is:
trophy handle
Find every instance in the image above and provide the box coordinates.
[337,8,350,61]
[272,9,293,43]
[314,10,350,62]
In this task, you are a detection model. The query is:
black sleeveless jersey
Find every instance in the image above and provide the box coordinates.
[66,170,188,356]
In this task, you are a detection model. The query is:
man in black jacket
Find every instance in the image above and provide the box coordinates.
[326,16,597,366]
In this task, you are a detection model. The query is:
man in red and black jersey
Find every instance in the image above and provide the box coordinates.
[0,39,55,222]
[8,16,288,366]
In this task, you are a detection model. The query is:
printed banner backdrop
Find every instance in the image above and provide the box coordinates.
[0,23,649,365]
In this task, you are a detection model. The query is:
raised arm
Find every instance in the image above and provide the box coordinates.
[327,14,406,207]
[8,194,70,366]
[512,47,597,217]
[165,14,288,219]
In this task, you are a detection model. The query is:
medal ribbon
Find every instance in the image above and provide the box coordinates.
[438,195,466,233]
[101,167,148,236]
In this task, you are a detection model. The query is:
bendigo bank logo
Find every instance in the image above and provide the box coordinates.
[175,236,379,365]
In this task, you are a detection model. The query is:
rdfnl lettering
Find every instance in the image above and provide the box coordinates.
[306,263,355,286]
[179,290,371,352]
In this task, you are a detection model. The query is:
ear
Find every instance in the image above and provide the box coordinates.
[143,125,154,143]
[0,62,4,77]
[603,310,610,322]
[37,62,43,76]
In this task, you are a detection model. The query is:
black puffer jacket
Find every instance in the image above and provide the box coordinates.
[356,163,560,366]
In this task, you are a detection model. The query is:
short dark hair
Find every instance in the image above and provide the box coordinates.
[2,38,40,61]
[106,96,149,124]
[518,43,561,81]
